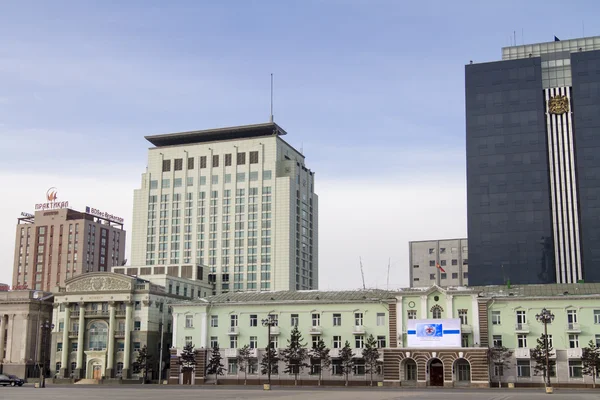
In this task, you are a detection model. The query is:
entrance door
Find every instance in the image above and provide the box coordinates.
[182,370,192,385]
[93,365,102,380]
[429,360,444,386]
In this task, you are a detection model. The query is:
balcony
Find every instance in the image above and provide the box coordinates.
[249,348,258,358]
[352,325,366,334]
[85,310,109,317]
[567,348,582,359]
[565,323,581,333]
[114,331,125,338]
[514,323,530,333]
[227,326,239,336]
[225,348,238,358]
[309,326,323,335]
[115,310,127,317]
[514,348,530,358]
[461,324,473,334]
[329,348,340,358]
[70,311,80,318]
[68,331,79,338]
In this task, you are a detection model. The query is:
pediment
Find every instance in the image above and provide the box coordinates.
[65,273,133,292]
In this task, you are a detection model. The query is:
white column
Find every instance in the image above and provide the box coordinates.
[123,302,133,377]
[446,295,454,319]
[200,312,207,349]
[106,302,116,375]
[396,297,402,347]
[172,312,179,349]
[420,296,427,319]
[61,305,70,376]
[0,314,6,361]
[76,303,85,371]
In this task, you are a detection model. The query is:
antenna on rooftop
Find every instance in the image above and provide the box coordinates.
[270,73,274,123]
[359,257,366,290]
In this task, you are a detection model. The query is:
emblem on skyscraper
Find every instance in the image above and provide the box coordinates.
[46,187,58,201]
[548,94,570,114]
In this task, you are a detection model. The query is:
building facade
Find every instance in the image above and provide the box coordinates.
[0,290,54,378]
[409,239,469,287]
[466,36,600,285]
[49,273,181,380]
[13,208,126,292]
[169,290,393,385]
[131,122,318,294]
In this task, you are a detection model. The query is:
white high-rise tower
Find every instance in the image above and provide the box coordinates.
[131,123,318,294]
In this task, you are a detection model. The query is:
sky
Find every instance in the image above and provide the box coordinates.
[0,0,598,290]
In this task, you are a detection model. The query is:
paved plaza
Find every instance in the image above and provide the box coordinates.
[1,386,599,400]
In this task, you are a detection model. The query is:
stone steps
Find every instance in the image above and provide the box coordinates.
[75,379,100,385]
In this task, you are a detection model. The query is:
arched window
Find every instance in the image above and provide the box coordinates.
[116,362,124,377]
[88,321,108,350]
[432,305,442,319]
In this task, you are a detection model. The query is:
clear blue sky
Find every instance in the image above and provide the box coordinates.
[0,0,598,288]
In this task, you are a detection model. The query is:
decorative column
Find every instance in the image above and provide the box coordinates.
[122,301,133,379]
[106,302,116,378]
[0,314,6,362]
[60,304,70,377]
[75,302,85,379]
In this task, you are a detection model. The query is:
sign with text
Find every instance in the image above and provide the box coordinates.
[86,206,124,224]
[35,187,69,210]
[406,318,461,348]
[20,212,34,218]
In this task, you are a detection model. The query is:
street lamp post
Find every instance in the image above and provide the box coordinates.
[535,308,555,390]
[39,320,54,388]
[33,292,53,388]
[261,315,277,388]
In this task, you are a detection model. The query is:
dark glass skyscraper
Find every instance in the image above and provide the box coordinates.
[466,36,600,285]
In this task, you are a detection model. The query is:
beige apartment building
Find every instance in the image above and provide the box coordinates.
[0,290,54,378]
[409,239,469,287]
[13,208,126,292]
[131,122,318,294]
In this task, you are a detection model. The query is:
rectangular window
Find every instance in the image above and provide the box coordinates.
[187,157,194,170]
[249,314,257,327]
[376,312,385,326]
[237,153,246,165]
[57,342,63,352]
[210,336,218,349]
[185,315,193,328]
[493,335,503,347]
[72,342,79,352]
[135,301,141,310]
[312,335,321,349]
[517,334,527,348]
[228,358,238,374]
[333,313,342,326]
[569,360,583,378]
[212,155,219,167]
[174,158,183,171]
[491,311,501,325]
[461,334,469,347]
[225,154,232,166]
[134,321,141,331]
[458,309,468,325]
[355,335,364,349]
[210,315,218,327]
[452,259,458,265]
[291,314,299,326]
[516,310,527,324]
[230,314,238,327]
[162,159,171,172]
[249,151,259,164]
[517,360,531,377]
[263,170,272,180]
[185,336,192,347]
[229,336,237,349]
[161,179,170,189]
[377,335,386,348]
[429,260,435,267]
[407,310,417,319]
[333,336,342,349]
[249,336,257,349]
[440,273,447,279]
[312,313,320,326]
[595,334,600,347]
[452,272,458,279]
[569,334,579,348]
[133,342,141,352]
[200,156,207,168]
[354,312,363,326]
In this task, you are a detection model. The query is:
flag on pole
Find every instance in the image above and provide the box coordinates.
[436,263,446,273]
